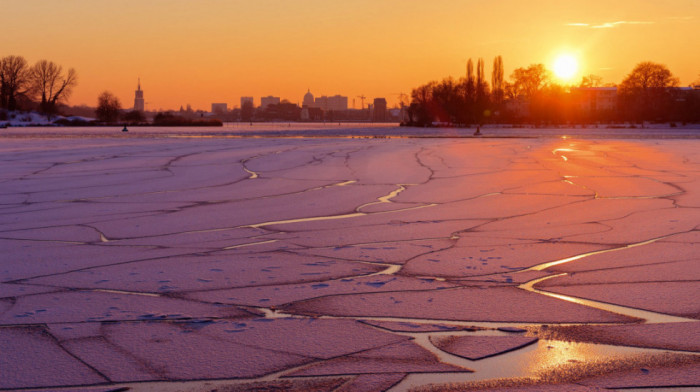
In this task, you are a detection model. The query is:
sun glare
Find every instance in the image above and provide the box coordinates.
[553,54,578,82]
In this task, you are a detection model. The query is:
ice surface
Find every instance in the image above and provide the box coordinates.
[100,321,310,379]
[360,320,477,332]
[1,134,698,391]
[0,290,249,324]
[26,251,383,293]
[580,362,700,388]
[430,335,539,360]
[539,281,700,319]
[0,326,106,388]
[287,340,470,376]
[533,321,700,351]
[283,286,634,323]
[334,373,406,392]
[185,275,457,306]
[196,318,409,359]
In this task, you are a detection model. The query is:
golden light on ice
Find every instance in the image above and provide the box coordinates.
[553,54,579,82]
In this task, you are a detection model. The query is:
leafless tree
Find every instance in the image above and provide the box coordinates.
[95,91,122,123]
[619,62,679,122]
[511,64,550,98]
[619,62,679,92]
[29,59,77,115]
[0,55,30,111]
[579,74,603,88]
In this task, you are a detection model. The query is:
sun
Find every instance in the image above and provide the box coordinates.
[553,54,579,82]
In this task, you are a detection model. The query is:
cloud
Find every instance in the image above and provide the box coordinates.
[566,21,654,29]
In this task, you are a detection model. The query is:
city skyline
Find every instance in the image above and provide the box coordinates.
[2,0,699,111]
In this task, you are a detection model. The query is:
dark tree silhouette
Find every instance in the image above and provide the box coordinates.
[122,110,145,123]
[579,74,603,88]
[491,55,504,105]
[95,91,122,123]
[511,64,550,98]
[465,58,476,105]
[407,57,696,127]
[0,55,30,111]
[29,60,77,116]
[475,58,490,123]
[619,62,679,121]
[409,81,436,125]
[620,62,679,91]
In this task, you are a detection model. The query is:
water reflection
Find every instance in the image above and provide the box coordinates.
[388,339,662,392]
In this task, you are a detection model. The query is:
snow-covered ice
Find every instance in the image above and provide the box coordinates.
[0,127,698,391]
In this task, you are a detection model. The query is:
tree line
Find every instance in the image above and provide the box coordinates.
[0,55,77,116]
[406,57,700,126]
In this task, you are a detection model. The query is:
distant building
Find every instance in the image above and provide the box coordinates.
[133,78,145,112]
[211,103,228,114]
[240,96,254,108]
[314,96,328,110]
[260,96,281,109]
[372,98,387,122]
[571,87,617,115]
[304,90,348,111]
[303,90,315,107]
[327,95,348,111]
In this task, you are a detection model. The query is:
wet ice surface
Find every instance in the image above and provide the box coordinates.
[1,127,699,391]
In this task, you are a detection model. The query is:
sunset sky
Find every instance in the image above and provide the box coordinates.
[2,0,698,111]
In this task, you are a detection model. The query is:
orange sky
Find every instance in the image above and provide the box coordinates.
[3,0,698,111]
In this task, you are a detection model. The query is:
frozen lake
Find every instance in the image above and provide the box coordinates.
[0,128,698,391]
[3,122,700,139]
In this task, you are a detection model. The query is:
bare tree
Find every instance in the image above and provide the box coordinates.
[29,60,78,115]
[511,64,550,98]
[0,55,30,111]
[579,74,603,88]
[95,91,122,123]
[619,61,679,122]
[491,55,504,105]
[619,62,679,91]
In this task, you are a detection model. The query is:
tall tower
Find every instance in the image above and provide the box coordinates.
[133,78,145,112]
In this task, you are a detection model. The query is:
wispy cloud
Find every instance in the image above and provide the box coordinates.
[566,21,654,29]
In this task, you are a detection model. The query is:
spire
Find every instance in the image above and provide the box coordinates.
[137,77,141,91]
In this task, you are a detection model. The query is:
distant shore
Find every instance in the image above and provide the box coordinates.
[2,123,699,140]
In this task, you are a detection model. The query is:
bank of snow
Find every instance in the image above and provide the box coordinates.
[0,111,93,127]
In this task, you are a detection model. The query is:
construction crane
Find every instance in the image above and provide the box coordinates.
[392,93,409,108]
[357,95,366,110]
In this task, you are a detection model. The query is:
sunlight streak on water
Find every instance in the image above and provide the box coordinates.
[520,275,695,324]
[524,235,668,271]
[388,339,664,392]
[243,167,258,179]
[222,239,278,249]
